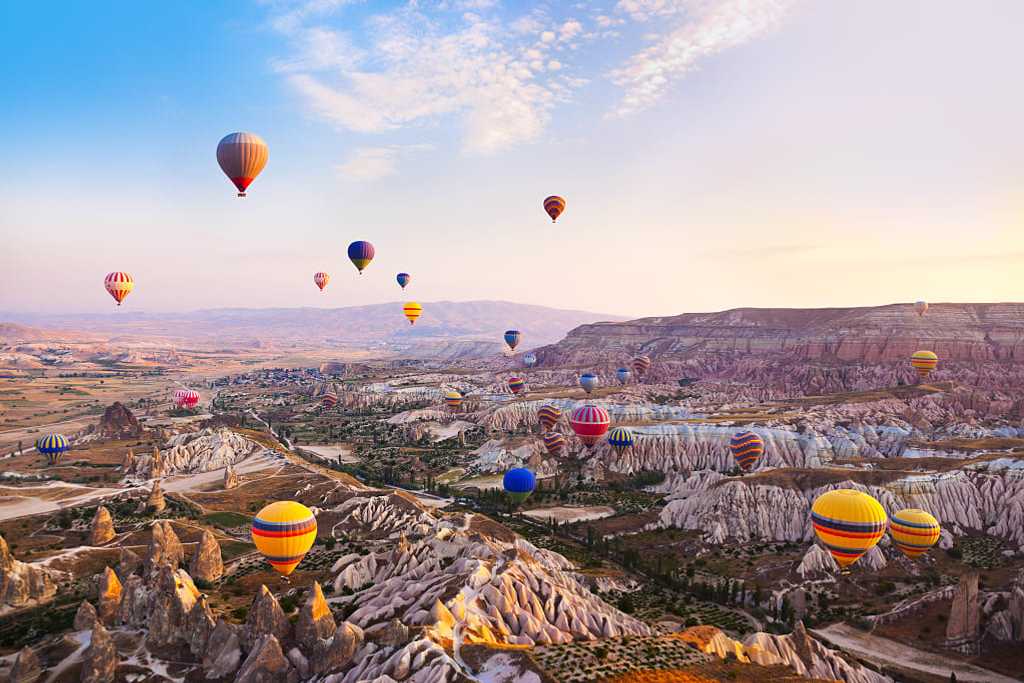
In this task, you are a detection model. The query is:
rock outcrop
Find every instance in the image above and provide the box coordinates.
[8,645,42,683]
[117,547,141,579]
[945,572,981,653]
[224,465,239,489]
[89,506,115,546]
[295,581,335,649]
[144,521,183,575]
[74,600,99,631]
[96,567,122,626]
[121,448,135,472]
[744,622,891,683]
[189,530,223,584]
[0,533,56,609]
[81,623,117,683]
[146,481,165,513]
[97,402,142,439]
[127,428,268,479]
[244,585,291,650]
[203,618,243,679]
[236,634,297,683]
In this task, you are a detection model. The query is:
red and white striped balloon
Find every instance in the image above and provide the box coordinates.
[174,389,200,410]
[314,272,330,292]
[104,272,134,306]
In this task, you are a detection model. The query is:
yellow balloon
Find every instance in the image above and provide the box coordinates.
[811,489,887,569]
[251,501,317,576]
[910,350,938,378]
[403,301,422,325]
[889,508,940,559]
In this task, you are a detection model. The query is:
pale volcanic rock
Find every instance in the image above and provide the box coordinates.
[96,567,121,626]
[97,401,142,439]
[744,621,892,683]
[146,480,166,513]
[88,506,115,546]
[223,465,239,489]
[945,571,981,652]
[185,594,216,656]
[74,600,99,631]
[202,618,243,679]
[326,494,440,541]
[146,566,201,649]
[81,623,117,683]
[188,530,224,583]
[334,636,464,683]
[235,634,298,683]
[121,448,135,471]
[145,521,183,575]
[8,645,42,683]
[244,585,291,650]
[127,427,268,478]
[295,581,336,649]
[0,533,56,609]
[117,575,149,625]
[116,547,141,580]
[309,620,363,676]
[796,545,839,578]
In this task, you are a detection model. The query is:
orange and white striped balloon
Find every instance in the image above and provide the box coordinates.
[104,272,134,306]
[314,272,330,292]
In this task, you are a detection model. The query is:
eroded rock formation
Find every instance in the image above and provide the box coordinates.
[0,533,56,609]
[89,506,115,546]
[97,401,142,439]
[189,530,223,584]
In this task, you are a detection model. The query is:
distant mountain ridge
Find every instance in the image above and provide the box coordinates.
[2,300,627,350]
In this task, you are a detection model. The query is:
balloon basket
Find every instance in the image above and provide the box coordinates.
[237,192,246,198]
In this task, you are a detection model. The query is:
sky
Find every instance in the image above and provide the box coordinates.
[1,0,1022,319]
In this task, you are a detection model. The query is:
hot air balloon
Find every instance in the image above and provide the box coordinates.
[543,195,566,222]
[889,509,941,560]
[810,489,887,569]
[175,389,200,410]
[347,241,375,274]
[607,426,634,456]
[104,272,134,306]
[504,330,521,352]
[569,404,610,449]
[579,373,599,395]
[914,301,928,317]
[616,367,631,385]
[251,501,318,577]
[632,355,652,377]
[503,468,536,504]
[36,433,69,465]
[523,353,537,368]
[216,132,268,197]
[314,272,330,292]
[729,431,764,473]
[538,405,562,431]
[507,376,526,395]
[403,302,422,325]
[444,391,463,411]
[542,431,566,456]
[396,273,411,289]
[910,350,938,379]
[321,393,338,410]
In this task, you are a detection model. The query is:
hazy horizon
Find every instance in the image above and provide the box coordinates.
[3,1,1022,317]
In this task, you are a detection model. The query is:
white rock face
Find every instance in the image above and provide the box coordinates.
[744,622,892,683]
[127,428,269,478]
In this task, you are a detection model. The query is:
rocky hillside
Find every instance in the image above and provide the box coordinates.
[535,303,1024,393]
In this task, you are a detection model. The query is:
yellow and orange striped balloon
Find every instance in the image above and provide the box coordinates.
[811,489,887,569]
[910,350,938,378]
[251,501,317,576]
[104,272,134,306]
[403,302,422,325]
[889,508,940,559]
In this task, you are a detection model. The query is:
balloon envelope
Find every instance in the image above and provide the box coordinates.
[607,426,634,456]
[579,373,599,394]
[36,433,69,465]
[403,302,423,325]
[543,195,566,222]
[631,356,652,376]
[729,431,764,472]
[321,393,338,410]
[104,272,134,306]
[216,132,268,197]
[542,431,566,455]
[314,272,330,292]
[616,367,631,384]
[507,376,525,395]
[889,509,941,559]
[569,404,610,448]
[504,330,521,351]
[503,468,536,503]
[523,353,537,368]
[347,241,375,273]
[444,391,463,410]
[251,501,318,576]
[396,272,411,289]
[914,301,928,317]
[910,350,938,378]
[538,405,562,430]
[175,389,200,410]
[811,489,886,569]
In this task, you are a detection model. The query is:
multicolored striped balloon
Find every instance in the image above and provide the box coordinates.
[36,433,69,465]
[503,468,535,504]
[543,195,566,222]
[542,431,566,456]
[504,330,521,351]
[396,272,411,289]
[507,376,526,395]
[811,489,887,569]
[403,302,422,325]
[631,355,652,376]
[579,373,599,395]
[889,508,941,559]
[216,132,268,197]
[314,272,330,292]
[729,431,764,472]
[251,501,318,576]
[910,350,938,378]
[321,393,338,410]
[607,426,634,456]
[347,241,375,274]
[444,390,463,410]
[569,404,610,448]
[537,405,562,431]
[104,272,134,306]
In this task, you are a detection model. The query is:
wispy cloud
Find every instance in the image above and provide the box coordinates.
[608,0,797,118]
[336,144,433,181]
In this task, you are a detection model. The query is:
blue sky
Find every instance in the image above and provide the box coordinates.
[2,1,1022,317]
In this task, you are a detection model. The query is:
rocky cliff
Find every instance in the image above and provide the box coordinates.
[126,427,269,478]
